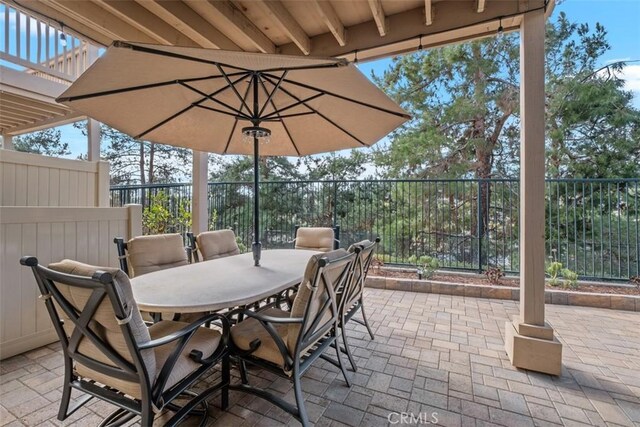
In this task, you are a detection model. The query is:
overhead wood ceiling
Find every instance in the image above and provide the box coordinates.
[9,0,552,62]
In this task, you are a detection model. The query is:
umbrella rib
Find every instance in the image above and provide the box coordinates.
[179,82,251,120]
[261,111,316,121]
[261,93,323,120]
[217,64,252,117]
[56,75,231,103]
[262,72,411,119]
[223,74,254,154]
[135,73,250,139]
[257,71,288,118]
[222,118,239,154]
[114,41,251,73]
[193,104,249,119]
[259,61,348,73]
[261,75,367,147]
[257,78,301,156]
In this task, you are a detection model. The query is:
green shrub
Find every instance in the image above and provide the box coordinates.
[143,191,191,235]
[546,262,563,287]
[561,268,579,289]
[410,255,439,279]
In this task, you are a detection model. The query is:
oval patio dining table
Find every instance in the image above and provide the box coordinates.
[131,249,320,313]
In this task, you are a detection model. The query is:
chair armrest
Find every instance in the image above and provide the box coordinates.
[139,312,229,349]
[240,308,304,324]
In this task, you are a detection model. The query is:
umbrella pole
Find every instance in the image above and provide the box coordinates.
[252,136,261,266]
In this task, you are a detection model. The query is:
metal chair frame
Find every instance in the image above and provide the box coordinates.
[337,238,380,371]
[229,251,355,427]
[20,256,230,427]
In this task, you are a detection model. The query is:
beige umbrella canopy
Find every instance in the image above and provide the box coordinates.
[57,41,410,265]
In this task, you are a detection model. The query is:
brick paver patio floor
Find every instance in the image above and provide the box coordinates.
[1,289,639,426]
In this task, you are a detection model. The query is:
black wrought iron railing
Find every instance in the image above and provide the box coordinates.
[110,178,640,281]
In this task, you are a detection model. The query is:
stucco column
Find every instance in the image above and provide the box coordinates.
[87,118,101,161]
[1,134,14,150]
[192,150,208,234]
[504,8,562,376]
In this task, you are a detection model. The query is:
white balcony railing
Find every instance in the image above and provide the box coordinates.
[0,3,98,83]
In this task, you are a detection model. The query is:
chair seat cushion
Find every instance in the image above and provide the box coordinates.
[230,308,290,367]
[76,321,221,400]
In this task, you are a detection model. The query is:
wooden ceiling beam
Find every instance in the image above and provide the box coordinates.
[0,97,68,115]
[92,0,199,46]
[367,0,388,37]
[424,0,433,26]
[135,0,240,50]
[40,0,158,43]
[279,0,538,59]
[312,0,346,47]
[260,1,310,55]
[184,0,275,53]
[1,105,49,120]
[0,110,33,123]
[477,0,486,13]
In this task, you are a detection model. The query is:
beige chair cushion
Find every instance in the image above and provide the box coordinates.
[127,234,188,277]
[76,320,221,400]
[288,249,348,353]
[294,227,334,252]
[230,308,290,367]
[48,260,156,393]
[196,230,240,261]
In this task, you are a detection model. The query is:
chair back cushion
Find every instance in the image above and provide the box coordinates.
[196,230,240,261]
[126,234,188,277]
[288,249,352,355]
[295,227,334,252]
[47,260,156,395]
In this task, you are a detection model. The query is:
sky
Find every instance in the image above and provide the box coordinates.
[15,0,640,159]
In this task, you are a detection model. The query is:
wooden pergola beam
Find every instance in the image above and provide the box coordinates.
[424,0,433,26]
[1,98,68,116]
[367,0,388,37]
[39,0,158,43]
[184,0,275,53]
[312,0,347,47]
[93,0,199,46]
[260,1,310,55]
[1,105,49,120]
[279,0,538,60]
[135,0,240,50]
[477,0,486,13]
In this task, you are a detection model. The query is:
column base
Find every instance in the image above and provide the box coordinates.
[504,319,562,376]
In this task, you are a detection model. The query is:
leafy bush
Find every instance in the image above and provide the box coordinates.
[546,262,563,287]
[409,255,439,279]
[561,268,579,289]
[143,191,191,235]
[484,266,505,285]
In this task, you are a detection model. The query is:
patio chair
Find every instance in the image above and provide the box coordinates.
[229,249,355,426]
[20,256,230,427]
[186,230,240,263]
[342,238,380,344]
[113,234,189,277]
[293,226,340,252]
[113,234,203,323]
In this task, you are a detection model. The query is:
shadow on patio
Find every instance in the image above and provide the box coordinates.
[2,288,639,426]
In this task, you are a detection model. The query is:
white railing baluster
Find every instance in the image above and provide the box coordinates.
[26,15,30,61]
[71,36,76,78]
[3,6,9,54]
[15,9,20,57]
[0,3,97,82]
[36,20,41,63]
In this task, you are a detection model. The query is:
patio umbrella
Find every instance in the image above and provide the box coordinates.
[57,41,410,266]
